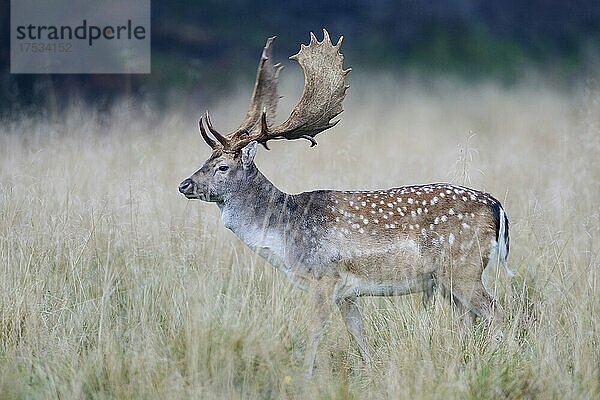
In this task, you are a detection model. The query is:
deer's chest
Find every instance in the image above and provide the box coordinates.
[229,223,287,267]
[238,230,311,289]
[221,208,309,285]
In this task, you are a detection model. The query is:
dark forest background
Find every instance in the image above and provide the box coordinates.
[0,0,599,116]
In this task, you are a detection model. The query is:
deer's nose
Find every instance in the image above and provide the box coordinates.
[178,178,194,194]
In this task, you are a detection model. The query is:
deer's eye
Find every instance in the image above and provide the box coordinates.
[218,165,229,172]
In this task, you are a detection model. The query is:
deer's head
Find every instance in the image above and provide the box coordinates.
[179,30,350,203]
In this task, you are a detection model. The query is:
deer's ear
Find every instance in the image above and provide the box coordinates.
[241,141,257,169]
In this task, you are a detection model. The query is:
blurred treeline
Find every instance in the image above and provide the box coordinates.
[1,0,599,115]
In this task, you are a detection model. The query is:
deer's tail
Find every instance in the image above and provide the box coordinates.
[489,202,514,278]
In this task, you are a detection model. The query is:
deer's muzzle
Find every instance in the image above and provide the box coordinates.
[178,178,199,199]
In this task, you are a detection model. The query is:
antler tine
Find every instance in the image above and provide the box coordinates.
[236,36,282,134]
[322,28,330,43]
[250,29,350,149]
[204,111,228,147]
[198,116,217,149]
[258,110,271,150]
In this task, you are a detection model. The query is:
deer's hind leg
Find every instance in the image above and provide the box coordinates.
[437,283,477,327]
[441,253,507,346]
[439,254,501,326]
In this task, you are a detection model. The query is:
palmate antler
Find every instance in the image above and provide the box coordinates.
[200,29,350,152]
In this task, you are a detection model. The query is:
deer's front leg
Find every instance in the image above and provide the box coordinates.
[337,297,371,365]
[304,280,334,375]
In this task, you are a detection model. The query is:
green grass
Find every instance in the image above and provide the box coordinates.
[1,77,598,399]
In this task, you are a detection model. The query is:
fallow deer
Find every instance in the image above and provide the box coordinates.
[178,30,513,373]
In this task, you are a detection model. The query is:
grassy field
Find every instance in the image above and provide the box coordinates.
[1,77,598,399]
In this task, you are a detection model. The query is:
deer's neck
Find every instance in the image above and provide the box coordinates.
[217,165,291,248]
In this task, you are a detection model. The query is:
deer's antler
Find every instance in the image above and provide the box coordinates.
[200,29,350,153]
[256,29,350,149]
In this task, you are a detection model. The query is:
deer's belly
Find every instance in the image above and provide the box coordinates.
[336,271,429,299]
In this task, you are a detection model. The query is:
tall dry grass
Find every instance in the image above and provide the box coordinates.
[0,76,598,399]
